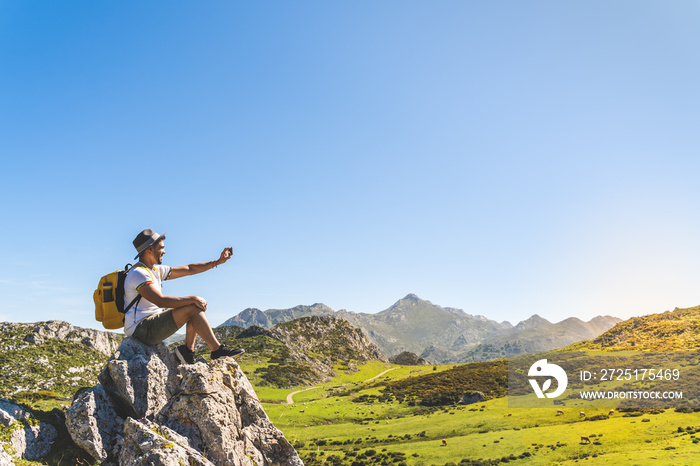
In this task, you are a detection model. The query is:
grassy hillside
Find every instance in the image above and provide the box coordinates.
[261,360,700,466]
[567,305,700,351]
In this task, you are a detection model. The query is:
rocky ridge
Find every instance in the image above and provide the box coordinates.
[221,304,335,329]
[271,315,387,364]
[455,315,623,363]
[0,321,121,397]
[20,320,122,356]
[65,337,302,465]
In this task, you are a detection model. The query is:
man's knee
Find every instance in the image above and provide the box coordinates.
[172,304,203,327]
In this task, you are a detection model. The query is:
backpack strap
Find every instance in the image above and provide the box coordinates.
[123,262,153,313]
[124,294,142,313]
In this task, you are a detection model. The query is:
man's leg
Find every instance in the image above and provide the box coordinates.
[184,321,196,351]
[171,304,221,351]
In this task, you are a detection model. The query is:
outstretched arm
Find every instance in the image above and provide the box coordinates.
[169,247,233,280]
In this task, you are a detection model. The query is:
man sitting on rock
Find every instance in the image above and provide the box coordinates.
[124,228,244,365]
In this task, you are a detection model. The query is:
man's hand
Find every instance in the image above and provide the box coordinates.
[194,296,207,311]
[217,247,233,266]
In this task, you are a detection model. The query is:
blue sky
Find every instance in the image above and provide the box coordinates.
[2,1,700,331]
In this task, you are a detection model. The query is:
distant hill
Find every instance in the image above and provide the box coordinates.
[220,294,621,363]
[454,315,622,363]
[220,304,335,328]
[566,305,700,351]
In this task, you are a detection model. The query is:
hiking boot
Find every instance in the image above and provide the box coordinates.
[174,345,195,365]
[211,344,245,360]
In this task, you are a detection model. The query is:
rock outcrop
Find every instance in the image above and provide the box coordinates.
[65,337,302,465]
[458,390,486,405]
[22,320,121,356]
[388,351,429,366]
[0,398,58,463]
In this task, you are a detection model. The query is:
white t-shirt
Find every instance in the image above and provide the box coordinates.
[123,263,172,337]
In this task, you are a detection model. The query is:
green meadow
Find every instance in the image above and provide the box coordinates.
[255,361,700,466]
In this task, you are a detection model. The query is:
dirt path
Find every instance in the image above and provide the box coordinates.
[363,367,396,382]
[286,387,318,405]
[285,368,397,404]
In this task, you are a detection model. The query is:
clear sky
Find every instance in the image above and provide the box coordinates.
[2,1,700,332]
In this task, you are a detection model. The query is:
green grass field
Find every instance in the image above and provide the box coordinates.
[7,354,700,465]
[259,361,700,466]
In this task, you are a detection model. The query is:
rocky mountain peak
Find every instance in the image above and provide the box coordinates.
[273,315,387,364]
[515,314,552,330]
[65,337,302,465]
[392,293,428,308]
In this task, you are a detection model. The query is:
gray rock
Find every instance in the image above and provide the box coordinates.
[0,448,13,466]
[67,337,303,465]
[0,399,57,462]
[65,384,124,461]
[161,359,302,465]
[118,418,214,465]
[458,390,486,405]
[9,423,58,461]
[388,351,429,366]
[98,338,180,419]
[0,399,32,427]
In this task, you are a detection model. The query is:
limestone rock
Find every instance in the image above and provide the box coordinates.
[118,418,214,465]
[9,423,58,461]
[458,390,486,405]
[65,384,124,461]
[0,399,32,426]
[0,398,57,463]
[67,337,303,465]
[98,337,180,419]
[388,351,429,366]
[0,448,13,466]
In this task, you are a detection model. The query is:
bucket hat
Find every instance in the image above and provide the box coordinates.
[133,229,166,260]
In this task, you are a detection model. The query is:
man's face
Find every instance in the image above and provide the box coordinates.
[150,240,166,265]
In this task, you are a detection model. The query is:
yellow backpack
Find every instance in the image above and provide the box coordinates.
[93,264,144,329]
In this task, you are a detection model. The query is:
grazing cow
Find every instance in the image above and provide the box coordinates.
[580,436,591,444]
[579,411,586,417]
[609,409,615,416]
[556,409,564,416]
[441,439,447,446]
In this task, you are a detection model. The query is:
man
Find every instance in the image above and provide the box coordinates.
[123,228,244,365]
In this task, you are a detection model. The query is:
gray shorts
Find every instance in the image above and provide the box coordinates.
[132,309,178,346]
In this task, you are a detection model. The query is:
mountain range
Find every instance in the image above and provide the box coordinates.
[220,293,622,363]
